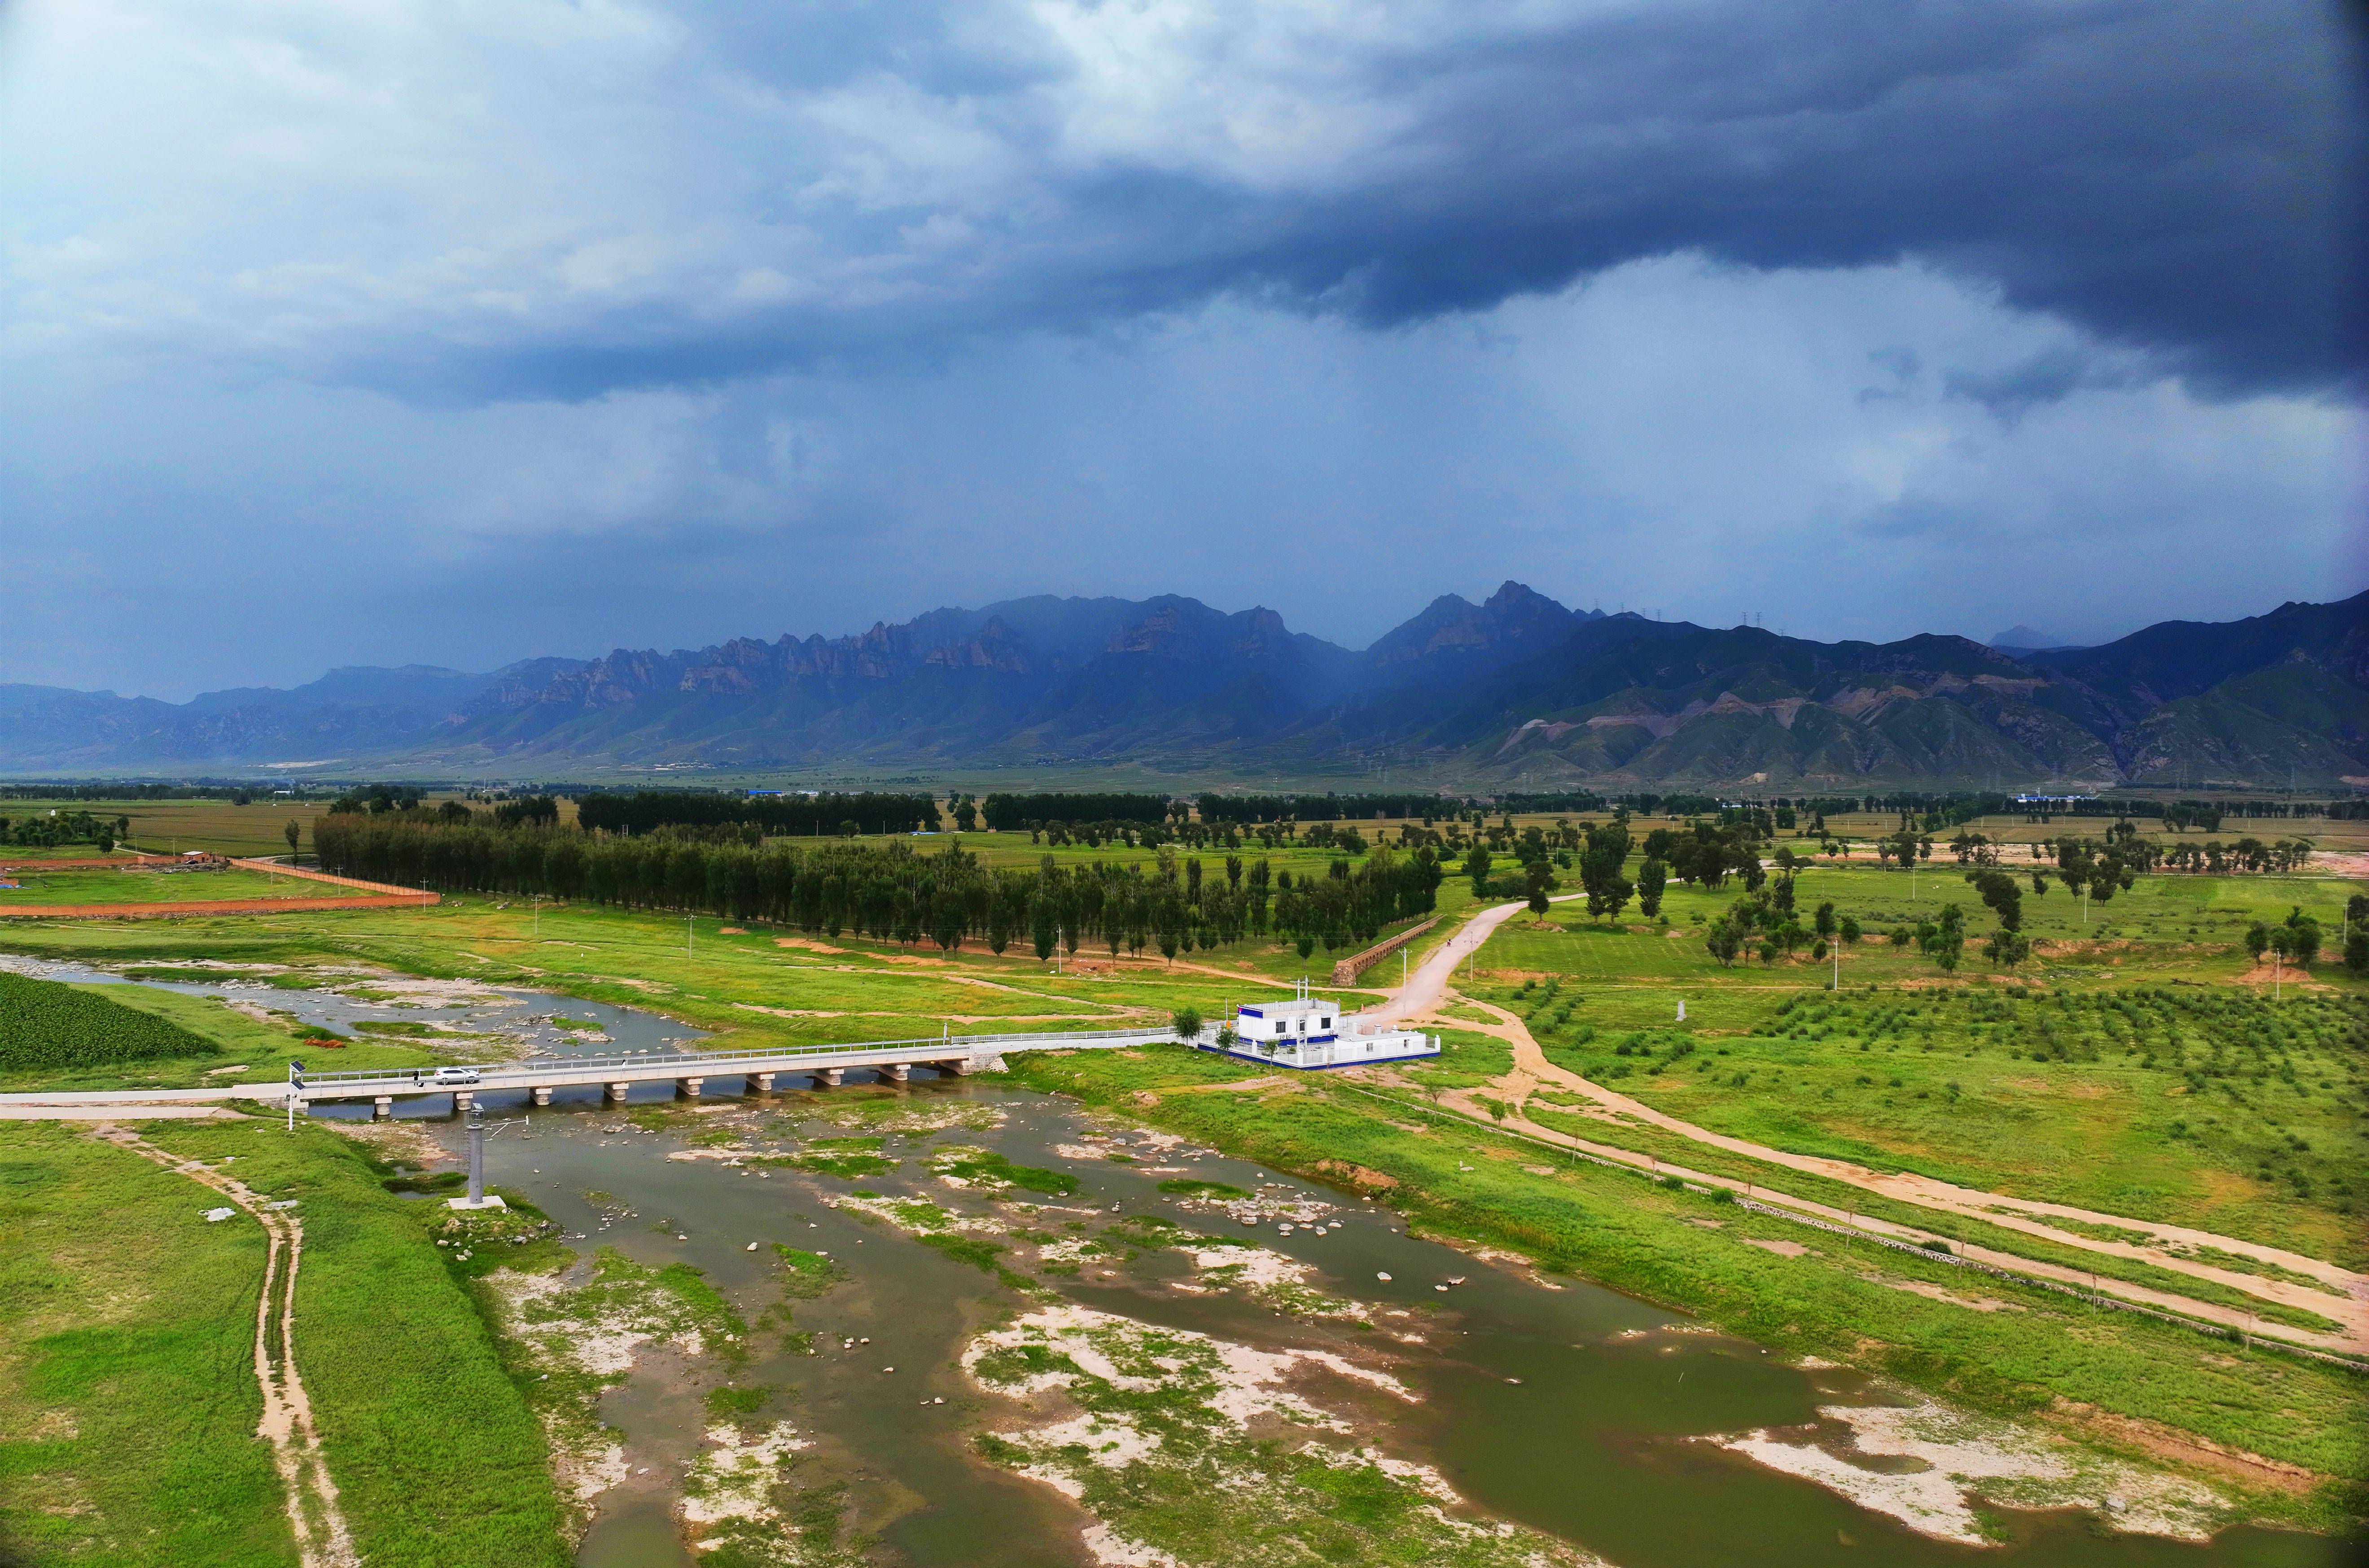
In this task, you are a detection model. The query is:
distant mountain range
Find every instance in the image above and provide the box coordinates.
[4,584,2365,789]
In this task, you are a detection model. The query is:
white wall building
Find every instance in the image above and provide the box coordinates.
[1206,981,1438,1070]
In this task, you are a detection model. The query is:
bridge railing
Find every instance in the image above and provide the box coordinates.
[290,1026,1184,1087]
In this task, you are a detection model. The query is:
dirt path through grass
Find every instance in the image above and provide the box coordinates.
[1420,1071,2367,1359]
[1383,902,2369,1351]
[92,1124,361,1568]
[1449,999,2369,1350]
[1371,893,1570,1022]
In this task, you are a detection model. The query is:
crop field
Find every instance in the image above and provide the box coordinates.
[1,798,324,859]
[1518,982,2365,1267]
[1477,861,2357,991]
[0,973,220,1072]
[0,979,470,1095]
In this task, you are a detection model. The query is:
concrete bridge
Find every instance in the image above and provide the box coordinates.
[289,1025,1187,1118]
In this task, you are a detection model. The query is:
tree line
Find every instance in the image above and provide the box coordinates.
[977,793,1173,830]
[575,791,939,837]
[1193,791,1467,824]
[309,814,1444,962]
[0,809,129,851]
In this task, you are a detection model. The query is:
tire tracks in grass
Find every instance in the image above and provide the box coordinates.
[90,1124,360,1568]
[1375,900,2369,1352]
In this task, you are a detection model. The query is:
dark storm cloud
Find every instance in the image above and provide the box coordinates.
[314,0,2352,406]
[1251,1,2353,393]
[0,0,2354,701]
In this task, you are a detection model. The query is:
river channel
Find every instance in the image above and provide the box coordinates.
[23,960,2353,1568]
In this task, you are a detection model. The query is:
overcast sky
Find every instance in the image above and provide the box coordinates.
[0,0,2358,700]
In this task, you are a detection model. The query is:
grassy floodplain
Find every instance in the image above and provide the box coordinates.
[0,1118,566,1566]
[0,829,2363,1551]
[998,1045,2368,1523]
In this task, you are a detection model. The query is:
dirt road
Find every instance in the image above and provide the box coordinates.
[94,1126,359,1568]
[1366,899,2369,1353]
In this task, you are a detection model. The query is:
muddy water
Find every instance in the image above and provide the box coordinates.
[355,1074,2342,1568]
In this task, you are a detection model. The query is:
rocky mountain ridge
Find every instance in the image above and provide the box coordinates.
[2,586,2362,788]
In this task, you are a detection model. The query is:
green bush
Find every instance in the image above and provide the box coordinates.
[0,973,217,1070]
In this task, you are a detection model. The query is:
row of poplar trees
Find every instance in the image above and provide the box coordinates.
[311,814,1442,961]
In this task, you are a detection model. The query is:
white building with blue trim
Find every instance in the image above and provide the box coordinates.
[1204,981,1439,1070]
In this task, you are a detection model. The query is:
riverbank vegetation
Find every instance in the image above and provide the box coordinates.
[998,1048,2367,1521]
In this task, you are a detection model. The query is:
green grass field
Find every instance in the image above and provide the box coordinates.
[0,868,359,907]
[0,1118,565,1566]
[0,893,1375,1054]
[0,1122,294,1565]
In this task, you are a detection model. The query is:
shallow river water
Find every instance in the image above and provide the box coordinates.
[389,1078,2339,1568]
[21,960,2351,1568]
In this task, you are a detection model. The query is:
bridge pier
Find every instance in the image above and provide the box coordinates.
[751,1072,776,1095]
[532,1086,553,1106]
[881,1063,911,1084]
[606,1081,631,1103]
[373,1096,394,1119]
[934,1057,968,1076]
[814,1068,844,1088]
[452,1090,474,1113]
[677,1077,705,1098]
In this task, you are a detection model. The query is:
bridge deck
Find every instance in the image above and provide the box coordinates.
[286,1026,1184,1102]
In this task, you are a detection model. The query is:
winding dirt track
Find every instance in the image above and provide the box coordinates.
[1371,898,2369,1354]
[93,1126,359,1568]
